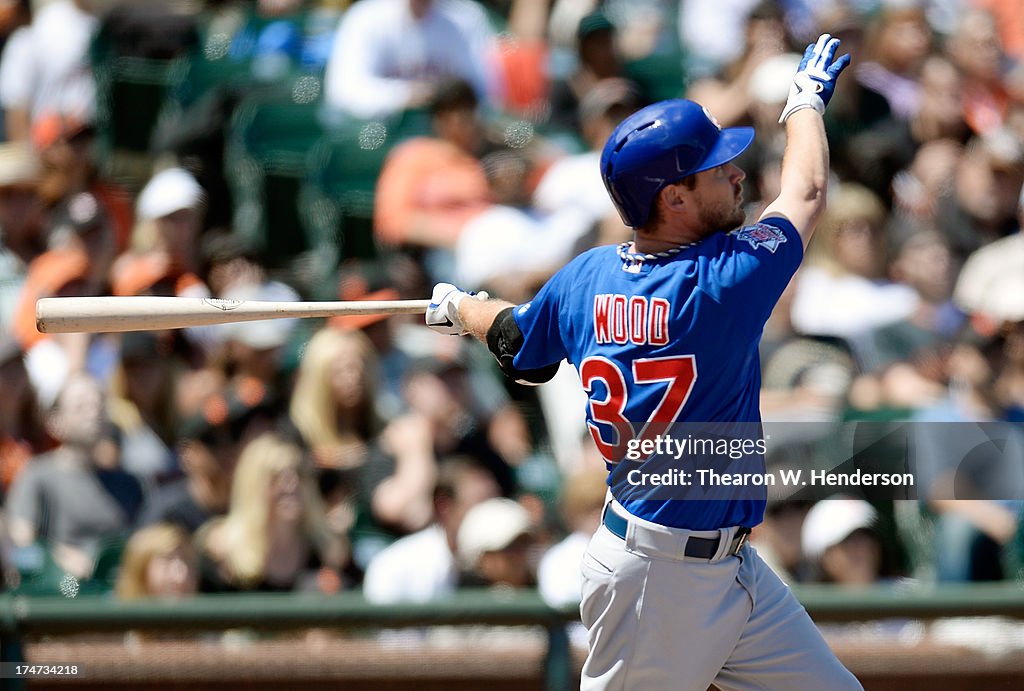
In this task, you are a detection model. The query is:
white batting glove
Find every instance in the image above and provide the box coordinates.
[425,282,489,336]
[779,33,851,124]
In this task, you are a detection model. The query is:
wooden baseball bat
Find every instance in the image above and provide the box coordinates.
[36,296,431,334]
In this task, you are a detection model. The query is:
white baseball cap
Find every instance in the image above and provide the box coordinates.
[801,498,877,561]
[457,498,532,569]
[136,167,204,220]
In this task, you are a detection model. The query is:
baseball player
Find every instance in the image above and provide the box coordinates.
[426,34,860,690]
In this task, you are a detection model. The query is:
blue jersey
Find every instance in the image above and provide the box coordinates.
[512,217,802,529]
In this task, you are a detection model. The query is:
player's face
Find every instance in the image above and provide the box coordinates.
[693,163,746,233]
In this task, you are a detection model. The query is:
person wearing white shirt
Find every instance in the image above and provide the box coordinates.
[0,0,98,138]
[362,457,499,603]
[324,0,495,121]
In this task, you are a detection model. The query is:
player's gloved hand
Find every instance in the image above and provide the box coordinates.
[425,282,489,336]
[778,33,851,123]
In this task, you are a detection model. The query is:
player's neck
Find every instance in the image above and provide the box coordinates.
[632,226,704,254]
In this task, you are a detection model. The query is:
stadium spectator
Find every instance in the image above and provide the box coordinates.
[373,78,492,250]
[791,183,919,344]
[547,11,637,135]
[401,353,523,498]
[115,522,199,600]
[6,373,142,579]
[106,331,179,487]
[0,0,98,141]
[136,379,277,534]
[111,167,207,300]
[289,326,381,472]
[934,130,1024,263]
[537,465,605,607]
[685,1,787,129]
[31,112,133,251]
[800,498,886,586]
[852,5,931,122]
[323,0,495,120]
[531,78,639,257]
[954,183,1024,322]
[945,7,1012,136]
[750,500,812,582]
[0,141,43,330]
[0,335,51,493]
[842,55,968,204]
[456,496,535,588]
[196,432,345,592]
[362,456,499,602]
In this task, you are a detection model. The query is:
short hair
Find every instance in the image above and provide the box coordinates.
[643,174,697,230]
[429,79,479,116]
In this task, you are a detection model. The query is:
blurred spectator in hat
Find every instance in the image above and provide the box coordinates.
[363,455,499,602]
[0,0,98,141]
[0,141,43,330]
[800,498,885,586]
[0,335,52,494]
[111,166,208,300]
[457,496,535,588]
[547,11,642,135]
[6,373,141,580]
[373,78,493,251]
[31,112,132,251]
[106,331,179,488]
[115,522,198,600]
[934,129,1024,263]
[136,378,278,534]
[324,0,496,120]
[195,432,346,593]
[945,7,1012,136]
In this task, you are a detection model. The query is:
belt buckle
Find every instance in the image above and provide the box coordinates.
[730,528,750,556]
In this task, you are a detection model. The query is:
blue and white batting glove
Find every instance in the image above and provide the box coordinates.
[425,282,489,336]
[778,33,851,124]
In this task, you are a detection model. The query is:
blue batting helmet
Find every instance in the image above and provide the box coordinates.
[600,99,755,228]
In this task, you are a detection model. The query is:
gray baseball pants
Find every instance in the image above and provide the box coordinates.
[579,502,863,690]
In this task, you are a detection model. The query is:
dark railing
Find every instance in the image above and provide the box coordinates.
[1,583,1023,689]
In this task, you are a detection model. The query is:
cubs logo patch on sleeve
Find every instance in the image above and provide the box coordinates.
[732,223,788,253]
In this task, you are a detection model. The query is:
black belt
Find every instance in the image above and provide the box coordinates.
[602,506,750,559]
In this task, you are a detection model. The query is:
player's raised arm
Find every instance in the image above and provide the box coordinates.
[759,34,850,247]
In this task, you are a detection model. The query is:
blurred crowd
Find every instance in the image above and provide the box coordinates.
[0,0,1022,612]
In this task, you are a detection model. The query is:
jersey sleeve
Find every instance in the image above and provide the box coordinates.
[511,267,570,370]
[709,216,803,330]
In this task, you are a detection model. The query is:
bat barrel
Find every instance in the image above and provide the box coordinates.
[36,297,431,334]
